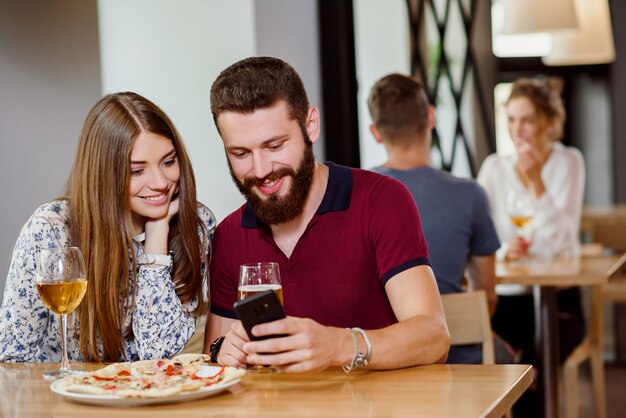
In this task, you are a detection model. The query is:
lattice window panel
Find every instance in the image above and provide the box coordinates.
[406,0,495,177]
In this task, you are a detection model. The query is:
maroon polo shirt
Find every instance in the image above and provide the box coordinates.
[209,162,430,330]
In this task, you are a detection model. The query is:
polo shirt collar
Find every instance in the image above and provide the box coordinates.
[241,162,353,229]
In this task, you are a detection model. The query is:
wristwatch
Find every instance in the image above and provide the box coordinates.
[353,352,370,367]
[209,336,225,363]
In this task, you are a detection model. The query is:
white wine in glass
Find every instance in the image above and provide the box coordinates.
[506,189,535,262]
[506,189,535,235]
[36,247,88,380]
[238,262,282,373]
[509,214,533,229]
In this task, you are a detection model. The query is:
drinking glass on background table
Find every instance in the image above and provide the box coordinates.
[506,189,535,260]
[36,247,88,380]
[238,262,282,373]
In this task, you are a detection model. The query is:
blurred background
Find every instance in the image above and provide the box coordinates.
[1,0,624,298]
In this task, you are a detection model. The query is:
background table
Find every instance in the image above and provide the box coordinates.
[0,362,531,418]
[496,255,623,418]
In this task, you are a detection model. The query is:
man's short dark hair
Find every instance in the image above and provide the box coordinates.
[367,73,430,143]
[210,56,309,136]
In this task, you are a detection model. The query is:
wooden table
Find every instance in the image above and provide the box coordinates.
[496,255,624,418]
[0,362,532,418]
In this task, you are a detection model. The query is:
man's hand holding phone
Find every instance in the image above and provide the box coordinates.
[214,289,353,373]
[233,290,287,341]
[225,290,352,373]
[231,290,287,372]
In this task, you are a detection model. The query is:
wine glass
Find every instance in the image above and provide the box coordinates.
[36,247,88,380]
[238,262,282,373]
[506,189,534,260]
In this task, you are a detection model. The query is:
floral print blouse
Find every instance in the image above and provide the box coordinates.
[0,200,215,362]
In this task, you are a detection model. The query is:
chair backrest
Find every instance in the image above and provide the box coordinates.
[592,223,626,251]
[441,290,495,364]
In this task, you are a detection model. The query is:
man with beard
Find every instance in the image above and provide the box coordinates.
[203,57,450,372]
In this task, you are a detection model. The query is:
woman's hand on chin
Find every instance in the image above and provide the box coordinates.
[143,194,179,254]
[515,142,548,198]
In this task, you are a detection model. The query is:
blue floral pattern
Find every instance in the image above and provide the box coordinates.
[0,201,215,362]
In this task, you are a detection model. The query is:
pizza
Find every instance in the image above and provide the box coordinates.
[55,353,244,398]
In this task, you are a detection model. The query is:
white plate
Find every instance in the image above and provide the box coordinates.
[50,374,241,407]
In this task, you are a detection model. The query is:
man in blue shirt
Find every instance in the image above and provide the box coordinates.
[368,73,500,363]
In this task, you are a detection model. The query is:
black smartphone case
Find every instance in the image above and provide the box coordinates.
[233,289,287,341]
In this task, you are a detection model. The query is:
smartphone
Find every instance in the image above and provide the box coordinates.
[233,289,287,341]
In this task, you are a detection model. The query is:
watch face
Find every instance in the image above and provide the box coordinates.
[354,353,369,367]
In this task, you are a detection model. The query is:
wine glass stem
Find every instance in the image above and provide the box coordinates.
[58,313,70,372]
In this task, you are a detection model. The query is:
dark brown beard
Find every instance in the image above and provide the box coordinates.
[229,143,316,225]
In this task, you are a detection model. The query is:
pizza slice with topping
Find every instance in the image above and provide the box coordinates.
[56,354,244,398]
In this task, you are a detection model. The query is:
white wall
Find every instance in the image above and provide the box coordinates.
[0,0,102,298]
[0,0,256,301]
[255,0,325,159]
[0,0,324,302]
[98,0,256,222]
[353,0,410,169]
[98,0,324,220]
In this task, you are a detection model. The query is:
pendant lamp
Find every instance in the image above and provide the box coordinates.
[542,0,615,66]
[499,0,578,35]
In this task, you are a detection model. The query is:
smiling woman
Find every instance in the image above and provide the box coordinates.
[0,92,216,364]
[129,133,181,237]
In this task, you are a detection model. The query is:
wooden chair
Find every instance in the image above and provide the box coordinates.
[561,283,606,418]
[561,249,626,418]
[442,291,515,418]
[441,290,494,364]
[180,314,207,354]
[591,223,626,252]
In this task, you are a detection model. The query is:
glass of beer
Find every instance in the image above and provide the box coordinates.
[238,262,282,372]
[36,247,88,380]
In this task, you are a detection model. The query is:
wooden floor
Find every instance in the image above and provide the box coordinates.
[578,363,626,418]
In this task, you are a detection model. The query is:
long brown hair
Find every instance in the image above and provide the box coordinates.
[66,92,206,362]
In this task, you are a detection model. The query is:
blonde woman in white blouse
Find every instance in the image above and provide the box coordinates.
[478,81,584,261]
[477,77,585,416]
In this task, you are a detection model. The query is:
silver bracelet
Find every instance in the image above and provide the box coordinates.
[342,328,358,373]
[352,327,372,366]
[342,327,372,373]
